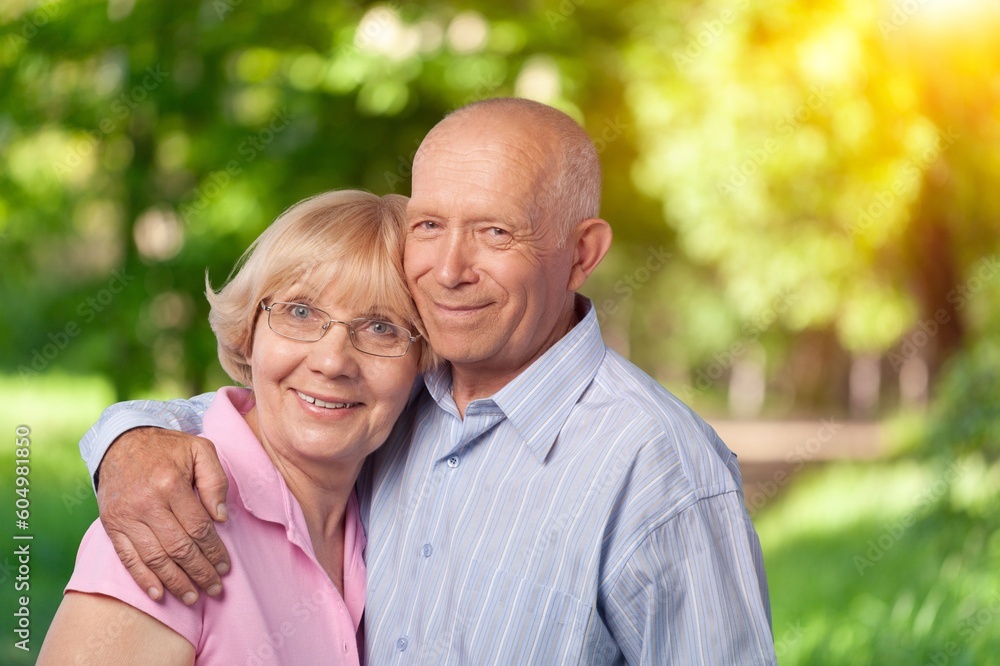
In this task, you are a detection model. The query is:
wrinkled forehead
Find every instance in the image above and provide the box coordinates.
[416,115,553,179]
[410,132,554,224]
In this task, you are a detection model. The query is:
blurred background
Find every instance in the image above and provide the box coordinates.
[2,0,999,663]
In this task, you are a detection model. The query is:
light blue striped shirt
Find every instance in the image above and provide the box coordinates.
[80,298,775,664]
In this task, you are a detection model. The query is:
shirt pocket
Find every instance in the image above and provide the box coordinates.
[442,559,594,665]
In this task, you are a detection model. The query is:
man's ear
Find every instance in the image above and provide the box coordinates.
[568,218,613,291]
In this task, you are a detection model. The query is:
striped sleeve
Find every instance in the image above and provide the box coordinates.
[79,393,216,489]
[604,491,776,665]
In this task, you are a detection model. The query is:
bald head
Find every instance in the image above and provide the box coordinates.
[417,97,603,242]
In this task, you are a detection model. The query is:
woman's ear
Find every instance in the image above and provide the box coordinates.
[567,218,613,291]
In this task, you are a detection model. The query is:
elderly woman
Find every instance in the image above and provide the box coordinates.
[39,190,432,665]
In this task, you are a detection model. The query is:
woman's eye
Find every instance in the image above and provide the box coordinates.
[369,321,390,335]
[290,305,312,319]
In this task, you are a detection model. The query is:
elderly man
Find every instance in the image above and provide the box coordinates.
[81,97,776,663]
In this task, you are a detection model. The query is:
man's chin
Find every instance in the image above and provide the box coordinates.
[431,337,493,367]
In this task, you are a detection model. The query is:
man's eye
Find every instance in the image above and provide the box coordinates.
[488,227,508,236]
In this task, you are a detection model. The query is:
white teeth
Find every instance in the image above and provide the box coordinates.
[296,390,355,409]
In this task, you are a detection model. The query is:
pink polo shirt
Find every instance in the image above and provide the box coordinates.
[67,387,366,664]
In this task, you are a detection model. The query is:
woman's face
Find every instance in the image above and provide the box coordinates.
[246,281,420,471]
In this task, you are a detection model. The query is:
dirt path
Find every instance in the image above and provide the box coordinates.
[709,419,884,513]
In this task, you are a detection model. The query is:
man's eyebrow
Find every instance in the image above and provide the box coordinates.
[406,209,443,220]
[355,307,401,321]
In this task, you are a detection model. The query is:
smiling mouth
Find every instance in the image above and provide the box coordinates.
[295,390,357,410]
[435,302,488,312]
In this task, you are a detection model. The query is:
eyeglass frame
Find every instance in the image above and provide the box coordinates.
[259,301,420,358]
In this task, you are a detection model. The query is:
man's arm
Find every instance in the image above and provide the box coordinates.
[81,395,231,604]
[603,492,777,665]
[80,394,215,485]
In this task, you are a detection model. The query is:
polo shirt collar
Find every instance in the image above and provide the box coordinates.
[202,387,298,529]
[424,295,605,462]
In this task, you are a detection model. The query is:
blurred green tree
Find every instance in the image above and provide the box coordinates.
[620,0,1000,406]
[0,0,641,398]
[2,0,998,417]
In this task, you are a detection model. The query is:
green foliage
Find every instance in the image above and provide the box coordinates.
[1,0,644,400]
[758,461,1000,665]
[0,375,109,665]
[4,0,1000,412]
[923,342,1000,463]
[4,376,999,664]
[622,0,1000,372]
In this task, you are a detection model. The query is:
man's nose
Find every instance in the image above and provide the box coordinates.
[434,231,478,288]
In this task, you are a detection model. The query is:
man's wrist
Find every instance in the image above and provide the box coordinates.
[94,425,164,492]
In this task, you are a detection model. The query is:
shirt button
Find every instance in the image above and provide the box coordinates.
[447,455,460,468]
[396,637,408,652]
[421,543,433,557]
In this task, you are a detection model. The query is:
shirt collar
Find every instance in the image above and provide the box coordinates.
[203,388,366,624]
[202,386,296,528]
[424,295,606,462]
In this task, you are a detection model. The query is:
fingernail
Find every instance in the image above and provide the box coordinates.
[207,583,222,597]
[182,591,198,605]
[148,587,161,601]
[217,503,229,521]
[216,561,230,575]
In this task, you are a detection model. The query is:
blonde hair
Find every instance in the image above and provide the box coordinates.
[206,189,436,385]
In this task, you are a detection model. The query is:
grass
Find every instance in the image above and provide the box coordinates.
[1,374,998,664]
[0,374,111,665]
[759,460,1000,665]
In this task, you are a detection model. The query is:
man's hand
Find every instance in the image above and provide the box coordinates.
[96,427,231,605]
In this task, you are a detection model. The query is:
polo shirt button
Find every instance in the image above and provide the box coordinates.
[447,455,460,468]
[421,543,433,557]
[396,637,408,652]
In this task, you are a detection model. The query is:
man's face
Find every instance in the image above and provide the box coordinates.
[404,119,577,378]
